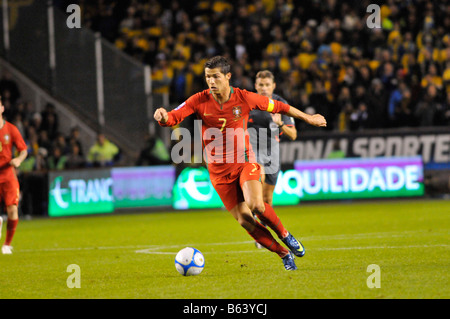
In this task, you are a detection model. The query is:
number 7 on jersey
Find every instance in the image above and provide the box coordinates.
[219,118,227,132]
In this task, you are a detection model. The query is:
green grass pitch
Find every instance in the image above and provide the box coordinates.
[0,199,448,299]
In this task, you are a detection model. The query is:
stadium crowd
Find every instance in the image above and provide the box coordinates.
[66,0,450,132]
[0,73,121,172]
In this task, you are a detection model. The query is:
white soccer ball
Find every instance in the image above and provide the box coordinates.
[175,247,205,276]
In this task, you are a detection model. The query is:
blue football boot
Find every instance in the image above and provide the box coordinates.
[282,252,297,271]
[282,232,306,257]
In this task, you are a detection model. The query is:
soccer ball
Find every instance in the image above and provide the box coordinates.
[175,247,205,276]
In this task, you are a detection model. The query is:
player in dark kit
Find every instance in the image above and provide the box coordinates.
[248,70,298,249]
[248,70,297,206]
[154,56,326,270]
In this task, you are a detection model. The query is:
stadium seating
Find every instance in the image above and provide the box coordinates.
[75,0,450,131]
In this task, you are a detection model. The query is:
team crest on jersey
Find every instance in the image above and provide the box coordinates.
[232,106,242,118]
[3,134,10,144]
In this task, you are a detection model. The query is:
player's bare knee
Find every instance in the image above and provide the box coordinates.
[247,200,265,216]
[6,205,19,220]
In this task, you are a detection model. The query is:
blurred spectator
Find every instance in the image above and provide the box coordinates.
[87,133,120,167]
[18,147,48,216]
[20,147,47,173]
[136,134,171,166]
[66,126,84,156]
[388,82,416,127]
[37,130,53,155]
[336,86,353,124]
[388,81,407,123]
[440,91,450,126]
[66,143,86,169]
[40,103,59,140]
[338,102,353,132]
[295,90,321,133]
[396,87,416,127]
[12,113,26,138]
[309,79,332,130]
[25,126,40,159]
[30,112,42,132]
[152,55,174,95]
[367,78,389,125]
[414,84,442,126]
[47,146,68,170]
[421,63,443,90]
[53,132,70,155]
[353,85,368,110]
[349,102,370,131]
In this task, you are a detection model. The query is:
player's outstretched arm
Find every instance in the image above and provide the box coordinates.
[286,106,327,128]
[154,98,196,127]
[10,149,28,168]
[154,108,169,124]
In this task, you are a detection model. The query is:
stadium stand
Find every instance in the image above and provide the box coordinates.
[67,0,450,133]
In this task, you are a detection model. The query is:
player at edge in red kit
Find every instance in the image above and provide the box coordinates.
[0,95,28,255]
[154,56,327,270]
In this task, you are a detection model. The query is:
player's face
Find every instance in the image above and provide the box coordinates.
[205,68,231,95]
[255,78,276,98]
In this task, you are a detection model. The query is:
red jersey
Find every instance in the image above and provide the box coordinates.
[0,121,27,183]
[159,87,291,179]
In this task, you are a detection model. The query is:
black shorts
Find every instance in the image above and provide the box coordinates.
[264,168,280,186]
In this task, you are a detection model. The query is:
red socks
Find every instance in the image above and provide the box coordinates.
[247,203,290,258]
[5,219,18,246]
[248,220,289,258]
[257,203,289,239]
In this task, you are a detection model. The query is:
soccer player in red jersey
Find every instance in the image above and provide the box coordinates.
[0,95,28,254]
[154,56,326,270]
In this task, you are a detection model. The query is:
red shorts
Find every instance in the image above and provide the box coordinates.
[0,178,20,207]
[210,162,261,211]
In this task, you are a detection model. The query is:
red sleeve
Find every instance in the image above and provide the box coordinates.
[243,90,290,114]
[158,93,199,127]
[11,124,27,152]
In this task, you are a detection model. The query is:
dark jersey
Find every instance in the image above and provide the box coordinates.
[248,94,295,173]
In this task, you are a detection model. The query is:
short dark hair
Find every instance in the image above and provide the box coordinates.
[204,56,231,75]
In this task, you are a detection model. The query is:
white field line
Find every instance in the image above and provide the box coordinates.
[18,244,153,253]
[301,229,449,241]
[14,229,449,254]
[313,244,449,251]
[135,243,449,255]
